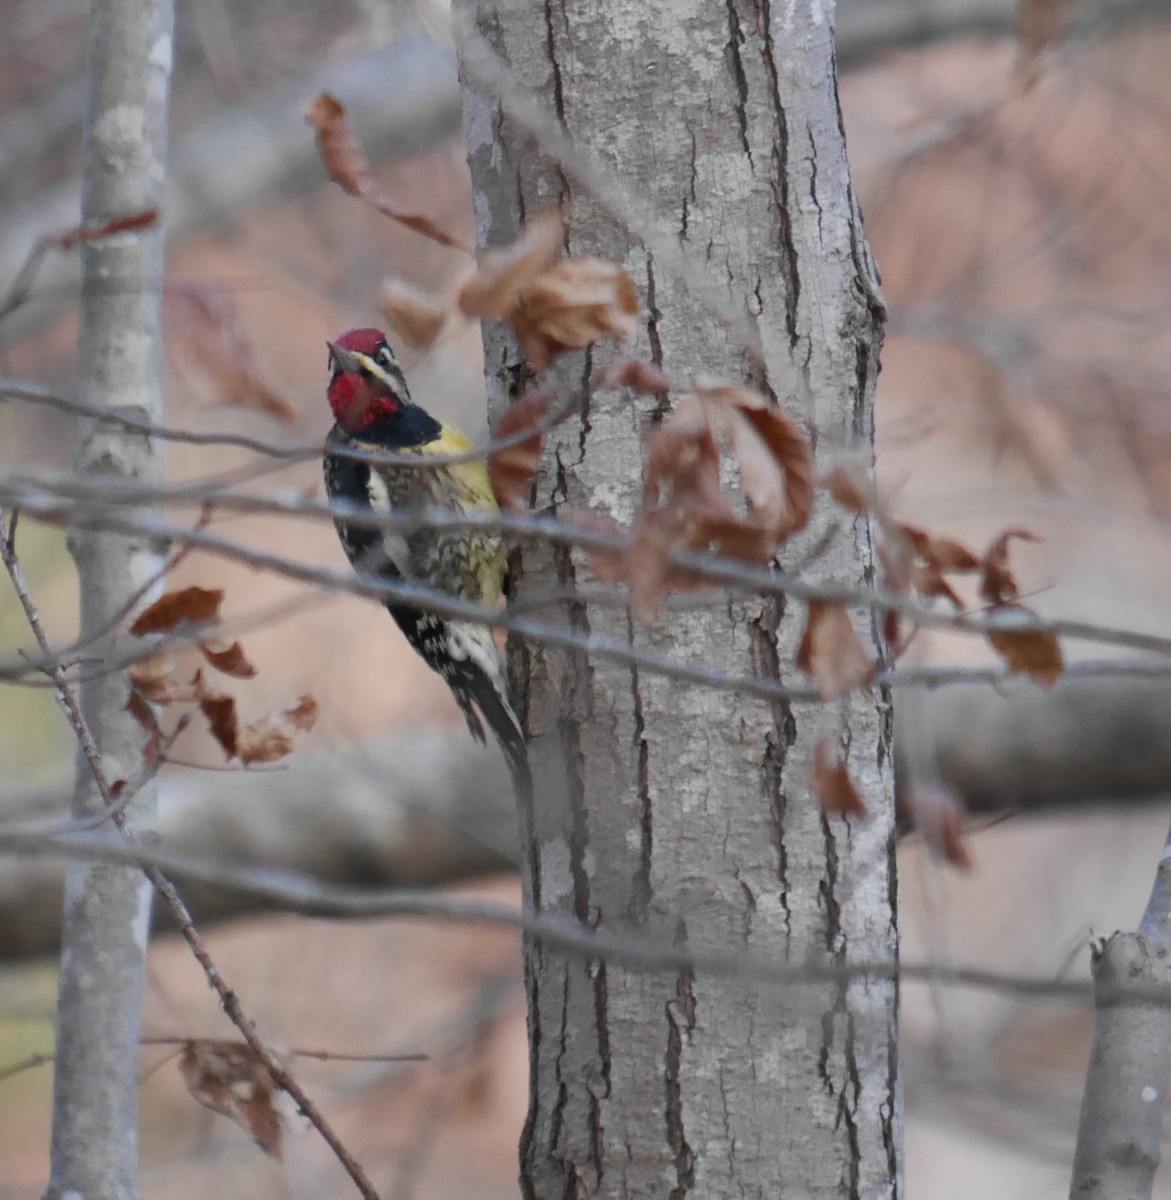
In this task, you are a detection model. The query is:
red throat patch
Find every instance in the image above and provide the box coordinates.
[328,371,400,433]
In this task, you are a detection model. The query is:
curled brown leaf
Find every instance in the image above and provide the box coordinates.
[513,258,640,369]
[488,391,551,511]
[601,357,671,396]
[168,286,295,422]
[459,210,639,368]
[237,695,318,765]
[691,383,814,540]
[820,462,875,514]
[458,208,565,320]
[900,783,973,871]
[985,603,1064,687]
[199,691,239,762]
[129,653,184,703]
[180,1039,282,1157]
[980,527,1040,605]
[125,692,161,765]
[563,508,629,584]
[130,587,224,636]
[796,600,875,699]
[306,93,467,251]
[377,277,449,350]
[199,640,257,679]
[811,741,867,818]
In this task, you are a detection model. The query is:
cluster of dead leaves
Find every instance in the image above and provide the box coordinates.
[576,380,816,622]
[458,208,640,368]
[307,94,640,372]
[167,285,295,422]
[180,1039,281,1157]
[128,586,317,767]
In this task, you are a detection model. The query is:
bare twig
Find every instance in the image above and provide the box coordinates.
[0,515,381,1199]
[0,824,1164,1008]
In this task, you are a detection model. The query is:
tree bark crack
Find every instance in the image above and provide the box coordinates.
[665,962,697,1200]
[724,0,753,167]
[628,614,653,923]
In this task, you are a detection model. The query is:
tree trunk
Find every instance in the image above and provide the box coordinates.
[459,1,900,1197]
[44,0,173,1196]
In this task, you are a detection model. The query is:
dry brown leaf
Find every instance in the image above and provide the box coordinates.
[283,694,318,731]
[458,208,566,320]
[306,93,466,251]
[910,563,964,609]
[980,527,1040,605]
[377,277,449,349]
[903,525,980,573]
[236,695,318,765]
[235,700,316,763]
[513,257,641,369]
[693,383,814,540]
[237,723,295,766]
[58,209,157,251]
[900,783,973,871]
[985,602,1064,687]
[796,600,875,699]
[821,462,875,514]
[125,691,161,765]
[811,741,867,818]
[563,508,628,584]
[130,587,224,636]
[168,286,296,421]
[488,390,550,510]
[129,653,186,703]
[199,691,239,761]
[601,357,671,395]
[629,417,740,619]
[199,640,257,679]
[180,1039,282,1157]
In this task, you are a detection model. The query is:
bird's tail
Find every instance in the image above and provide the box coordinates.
[466,669,532,803]
[443,620,531,802]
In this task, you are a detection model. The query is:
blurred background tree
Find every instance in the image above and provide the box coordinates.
[2,0,1171,1196]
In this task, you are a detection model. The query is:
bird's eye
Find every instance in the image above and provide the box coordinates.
[375,344,394,368]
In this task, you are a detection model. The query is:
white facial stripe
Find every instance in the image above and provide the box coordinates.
[351,350,408,396]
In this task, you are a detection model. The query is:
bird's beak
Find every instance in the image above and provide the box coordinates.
[326,341,364,375]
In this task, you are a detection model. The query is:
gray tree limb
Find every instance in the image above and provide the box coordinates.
[43,0,174,1196]
[1069,821,1171,1199]
[898,675,1171,819]
[0,730,517,960]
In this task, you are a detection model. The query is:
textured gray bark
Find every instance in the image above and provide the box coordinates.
[43,0,173,1196]
[1069,822,1171,1200]
[459,1,900,1196]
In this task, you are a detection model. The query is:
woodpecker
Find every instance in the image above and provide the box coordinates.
[322,327,530,800]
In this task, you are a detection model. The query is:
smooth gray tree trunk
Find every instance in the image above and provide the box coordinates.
[44,0,173,1196]
[459,1,900,1197]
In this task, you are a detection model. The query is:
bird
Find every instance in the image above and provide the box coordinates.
[322,327,531,801]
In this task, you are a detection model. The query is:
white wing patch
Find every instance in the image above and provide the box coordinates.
[365,470,411,575]
[445,620,508,692]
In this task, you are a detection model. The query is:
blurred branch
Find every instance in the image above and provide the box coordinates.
[0,36,463,347]
[4,821,1171,1006]
[901,675,1171,818]
[835,0,1171,67]
[0,729,517,959]
[1069,818,1171,1199]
